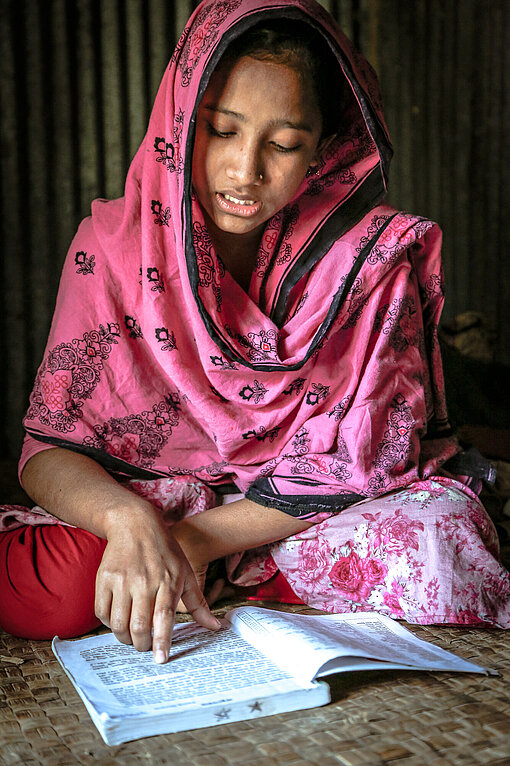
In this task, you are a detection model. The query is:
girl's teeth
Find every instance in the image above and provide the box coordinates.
[224,194,255,205]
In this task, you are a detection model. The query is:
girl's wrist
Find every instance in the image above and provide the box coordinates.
[171,519,212,570]
[102,496,159,540]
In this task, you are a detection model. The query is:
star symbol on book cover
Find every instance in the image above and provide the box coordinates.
[249,701,263,712]
[215,707,231,720]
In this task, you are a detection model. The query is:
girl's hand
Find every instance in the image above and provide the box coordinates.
[94,507,220,663]
[172,524,231,613]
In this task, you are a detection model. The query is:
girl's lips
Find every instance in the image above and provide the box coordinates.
[216,192,262,217]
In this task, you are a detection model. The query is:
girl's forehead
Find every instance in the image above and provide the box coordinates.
[202,56,320,121]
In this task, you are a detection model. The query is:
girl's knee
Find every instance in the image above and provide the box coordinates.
[0,524,106,640]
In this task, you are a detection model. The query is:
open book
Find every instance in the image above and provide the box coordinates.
[52,607,496,745]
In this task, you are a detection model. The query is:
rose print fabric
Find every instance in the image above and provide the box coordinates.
[19,0,466,519]
[225,477,510,627]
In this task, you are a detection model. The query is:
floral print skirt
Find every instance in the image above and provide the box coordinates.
[226,477,510,627]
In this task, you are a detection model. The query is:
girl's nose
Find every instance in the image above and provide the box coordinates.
[226,143,263,186]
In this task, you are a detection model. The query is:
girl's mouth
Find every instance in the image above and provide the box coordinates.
[216,192,262,217]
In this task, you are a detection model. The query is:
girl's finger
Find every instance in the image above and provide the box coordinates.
[129,591,155,652]
[180,573,222,632]
[94,583,113,628]
[151,584,176,663]
[109,589,133,645]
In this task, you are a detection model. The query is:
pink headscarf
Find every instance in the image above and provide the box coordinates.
[22,0,460,519]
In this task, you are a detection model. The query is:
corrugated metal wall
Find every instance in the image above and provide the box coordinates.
[1,0,509,459]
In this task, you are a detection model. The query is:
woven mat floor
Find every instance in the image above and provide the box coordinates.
[1,601,510,766]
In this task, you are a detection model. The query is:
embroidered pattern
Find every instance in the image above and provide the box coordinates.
[151,199,171,227]
[124,315,143,339]
[423,273,445,300]
[368,394,415,493]
[257,204,299,276]
[177,0,242,87]
[239,380,268,404]
[340,277,367,330]
[154,111,184,175]
[26,323,120,432]
[75,251,95,275]
[210,355,237,370]
[292,427,311,456]
[306,383,330,406]
[327,395,352,422]
[283,377,306,396]
[146,267,165,293]
[242,425,281,442]
[246,329,278,361]
[155,327,177,351]
[83,393,181,468]
[193,221,225,313]
[380,296,419,353]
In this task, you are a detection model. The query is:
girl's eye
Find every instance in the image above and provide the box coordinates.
[207,123,234,138]
[272,142,301,154]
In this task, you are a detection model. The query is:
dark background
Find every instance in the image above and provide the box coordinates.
[1,0,509,465]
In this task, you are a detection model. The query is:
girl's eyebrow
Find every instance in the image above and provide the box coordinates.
[203,104,313,132]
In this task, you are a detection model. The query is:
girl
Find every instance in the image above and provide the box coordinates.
[1,0,508,662]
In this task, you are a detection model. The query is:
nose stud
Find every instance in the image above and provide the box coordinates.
[258,172,263,180]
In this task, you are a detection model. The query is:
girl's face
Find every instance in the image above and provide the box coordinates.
[192,56,323,244]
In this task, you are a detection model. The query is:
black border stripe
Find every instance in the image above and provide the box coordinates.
[26,429,168,479]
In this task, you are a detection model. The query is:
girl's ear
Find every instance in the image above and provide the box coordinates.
[309,134,337,168]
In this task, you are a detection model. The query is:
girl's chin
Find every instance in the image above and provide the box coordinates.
[210,211,268,238]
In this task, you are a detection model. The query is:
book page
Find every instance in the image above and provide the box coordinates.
[227,608,492,683]
[53,622,313,719]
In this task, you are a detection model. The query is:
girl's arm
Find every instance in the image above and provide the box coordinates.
[21,448,221,662]
[172,499,313,580]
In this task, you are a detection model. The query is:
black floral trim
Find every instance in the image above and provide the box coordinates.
[146,267,165,293]
[327,394,352,422]
[75,250,95,275]
[423,272,445,299]
[367,393,414,493]
[330,459,353,482]
[26,323,120,433]
[305,383,330,406]
[193,221,225,312]
[379,295,419,353]
[283,377,306,396]
[210,354,237,370]
[154,109,184,174]
[242,425,281,442]
[340,276,367,330]
[334,434,352,463]
[155,327,177,351]
[292,427,310,456]
[83,393,181,469]
[166,460,229,479]
[151,199,171,226]
[246,328,278,362]
[257,204,299,279]
[177,0,242,87]
[239,380,268,404]
[124,315,143,339]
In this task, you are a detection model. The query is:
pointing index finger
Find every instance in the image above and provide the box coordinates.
[152,584,176,663]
